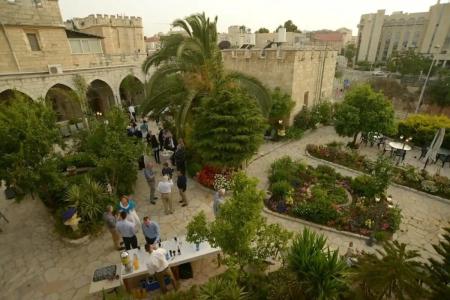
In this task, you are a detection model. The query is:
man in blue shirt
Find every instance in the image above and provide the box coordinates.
[142,216,160,245]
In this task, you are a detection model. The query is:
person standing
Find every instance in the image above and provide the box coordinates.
[148,134,160,164]
[173,142,186,173]
[140,120,149,139]
[158,175,174,215]
[213,189,226,217]
[103,205,124,250]
[144,244,178,294]
[142,216,160,245]
[144,163,157,205]
[176,170,188,207]
[128,105,136,122]
[158,128,164,151]
[116,211,138,250]
[118,196,141,229]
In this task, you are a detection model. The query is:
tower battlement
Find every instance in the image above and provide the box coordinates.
[67,14,143,29]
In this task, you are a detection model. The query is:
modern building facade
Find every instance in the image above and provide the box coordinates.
[356,1,450,64]
[0,0,147,120]
[222,48,337,124]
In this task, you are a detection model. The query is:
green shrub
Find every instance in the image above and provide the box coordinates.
[187,161,202,177]
[386,206,402,232]
[397,114,450,148]
[373,230,391,242]
[271,180,292,199]
[351,175,380,198]
[312,100,334,125]
[284,126,304,140]
[61,152,97,170]
[293,107,315,130]
[293,200,339,225]
[269,156,297,184]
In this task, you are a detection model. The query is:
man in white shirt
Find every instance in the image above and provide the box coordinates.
[144,244,178,294]
[128,105,136,121]
[157,175,174,215]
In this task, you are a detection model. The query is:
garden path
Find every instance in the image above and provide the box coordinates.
[247,126,450,261]
[1,125,449,299]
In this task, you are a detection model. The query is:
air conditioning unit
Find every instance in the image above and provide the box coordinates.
[48,64,63,75]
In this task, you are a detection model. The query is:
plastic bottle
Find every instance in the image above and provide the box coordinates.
[133,254,139,270]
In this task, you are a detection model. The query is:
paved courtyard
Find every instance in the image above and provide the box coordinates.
[1,126,449,299]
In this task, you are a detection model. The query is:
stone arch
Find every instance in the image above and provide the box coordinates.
[119,74,145,106]
[87,79,115,115]
[45,84,82,122]
[0,89,33,103]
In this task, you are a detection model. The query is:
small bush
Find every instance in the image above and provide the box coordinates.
[351,175,380,198]
[187,161,202,177]
[61,152,97,170]
[271,180,292,199]
[293,200,339,225]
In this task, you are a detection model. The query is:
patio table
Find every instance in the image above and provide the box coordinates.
[388,141,411,151]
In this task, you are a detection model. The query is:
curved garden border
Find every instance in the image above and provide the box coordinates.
[304,150,450,206]
[263,206,369,241]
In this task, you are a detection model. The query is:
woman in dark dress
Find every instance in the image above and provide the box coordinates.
[147,134,160,164]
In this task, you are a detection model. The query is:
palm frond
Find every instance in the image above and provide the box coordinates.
[225,72,272,116]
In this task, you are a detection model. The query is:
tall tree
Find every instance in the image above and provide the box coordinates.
[256,27,269,33]
[427,226,450,299]
[191,87,266,168]
[288,228,349,300]
[334,85,395,145]
[344,43,356,65]
[276,20,301,33]
[387,49,433,76]
[352,241,428,299]
[141,13,271,137]
[428,75,450,110]
[0,93,61,198]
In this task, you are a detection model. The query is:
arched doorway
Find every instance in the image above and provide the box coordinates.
[45,84,82,121]
[0,89,33,103]
[304,91,309,107]
[119,75,144,106]
[87,79,115,115]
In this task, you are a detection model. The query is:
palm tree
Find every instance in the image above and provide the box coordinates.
[427,226,450,299]
[288,228,349,300]
[352,240,428,299]
[141,13,270,137]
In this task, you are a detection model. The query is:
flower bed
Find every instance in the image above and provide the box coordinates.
[196,165,233,190]
[307,143,450,200]
[267,156,401,238]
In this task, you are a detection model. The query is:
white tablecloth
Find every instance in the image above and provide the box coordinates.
[388,142,411,151]
[120,236,220,280]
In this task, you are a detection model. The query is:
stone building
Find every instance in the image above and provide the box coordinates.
[356,1,450,65]
[0,0,147,121]
[222,48,337,123]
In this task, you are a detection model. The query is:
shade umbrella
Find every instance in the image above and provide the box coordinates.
[424,128,446,169]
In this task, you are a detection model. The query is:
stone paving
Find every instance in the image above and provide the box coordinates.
[1,125,449,299]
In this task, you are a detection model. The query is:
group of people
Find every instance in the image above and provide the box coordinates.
[103,196,160,251]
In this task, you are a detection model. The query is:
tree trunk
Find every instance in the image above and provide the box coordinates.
[353,132,359,145]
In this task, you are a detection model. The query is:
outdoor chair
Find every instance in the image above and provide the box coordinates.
[394,149,406,162]
[419,147,427,160]
[382,143,392,156]
[439,154,450,168]
[377,137,387,149]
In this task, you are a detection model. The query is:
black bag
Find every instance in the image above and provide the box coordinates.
[179,262,193,279]
[4,187,16,200]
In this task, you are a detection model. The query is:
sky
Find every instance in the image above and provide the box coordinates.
[59,0,443,36]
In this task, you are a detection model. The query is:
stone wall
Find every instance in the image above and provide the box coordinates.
[0,0,63,27]
[222,48,337,124]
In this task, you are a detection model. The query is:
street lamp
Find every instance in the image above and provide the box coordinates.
[415,45,440,113]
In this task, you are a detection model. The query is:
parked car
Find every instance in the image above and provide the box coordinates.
[372,70,388,77]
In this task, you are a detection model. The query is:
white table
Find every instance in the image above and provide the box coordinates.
[120,236,220,289]
[388,141,412,151]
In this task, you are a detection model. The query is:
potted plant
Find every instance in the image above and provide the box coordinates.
[186,211,210,251]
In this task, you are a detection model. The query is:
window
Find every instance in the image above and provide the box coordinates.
[69,39,103,54]
[26,33,41,51]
